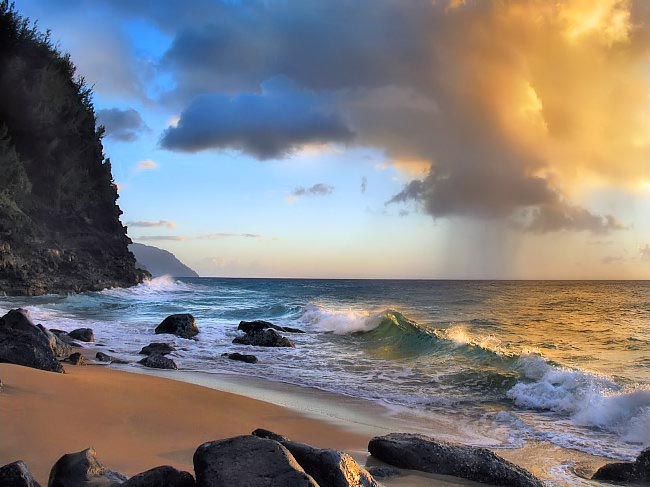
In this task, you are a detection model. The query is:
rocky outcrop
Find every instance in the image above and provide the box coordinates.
[368,433,544,487]
[592,448,650,484]
[68,328,94,342]
[0,460,41,487]
[138,354,177,370]
[48,448,127,487]
[139,343,175,356]
[155,314,198,339]
[193,435,318,487]
[0,308,63,372]
[0,4,148,296]
[122,466,195,487]
[222,352,258,364]
[233,328,295,348]
[238,320,305,334]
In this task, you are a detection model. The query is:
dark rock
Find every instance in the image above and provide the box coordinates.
[193,435,318,487]
[66,352,87,366]
[139,343,176,356]
[68,328,94,342]
[592,448,650,483]
[48,447,127,487]
[233,329,295,348]
[36,324,72,359]
[281,440,377,487]
[222,352,258,364]
[155,314,198,339]
[238,320,305,334]
[252,428,290,442]
[366,466,401,479]
[0,460,41,487]
[122,466,195,487]
[138,354,177,370]
[368,433,544,487]
[95,352,128,364]
[0,308,63,372]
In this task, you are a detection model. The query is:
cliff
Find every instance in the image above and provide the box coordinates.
[129,243,199,278]
[0,2,148,295]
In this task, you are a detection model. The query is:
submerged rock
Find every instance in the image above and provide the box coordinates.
[0,308,63,372]
[592,448,650,484]
[138,354,177,370]
[368,433,544,487]
[155,314,198,339]
[139,342,176,356]
[193,435,318,487]
[95,352,128,364]
[233,329,295,348]
[238,320,305,334]
[0,460,41,487]
[222,352,258,364]
[68,328,94,342]
[122,466,195,487]
[66,352,87,366]
[48,447,127,487]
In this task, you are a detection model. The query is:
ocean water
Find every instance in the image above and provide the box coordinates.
[1,278,648,461]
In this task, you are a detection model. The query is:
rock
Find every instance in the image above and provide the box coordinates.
[138,354,177,370]
[139,343,176,356]
[222,352,258,364]
[281,440,377,487]
[68,328,94,342]
[50,330,81,347]
[366,466,400,479]
[368,433,544,487]
[252,428,290,442]
[95,352,128,364]
[233,329,295,348]
[36,324,72,359]
[48,447,127,487]
[122,466,195,487]
[155,314,198,339]
[238,320,305,334]
[0,460,41,487]
[193,435,318,487]
[66,352,87,366]
[0,308,63,372]
[592,448,650,483]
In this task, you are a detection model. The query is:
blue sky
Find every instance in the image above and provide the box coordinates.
[14,0,650,278]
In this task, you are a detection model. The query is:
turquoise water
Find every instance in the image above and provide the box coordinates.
[1,278,648,460]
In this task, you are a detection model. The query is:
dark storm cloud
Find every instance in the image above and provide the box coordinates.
[97,108,148,142]
[160,77,353,159]
[291,183,334,197]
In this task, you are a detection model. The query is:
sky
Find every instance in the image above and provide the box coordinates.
[15,0,650,279]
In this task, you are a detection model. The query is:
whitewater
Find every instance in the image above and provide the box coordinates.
[1,278,648,463]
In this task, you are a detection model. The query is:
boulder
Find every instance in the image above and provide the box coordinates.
[139,343,176,356]
[238,320,305,334]
[50,330,82,347]
[193,435,318,487]
[366,466,400,479]
[592,448,650,483]
[252,429,290,442]
[138,354,177,370]
[155,314,198,339]
[66,352,87,366]
[222,352,258,364]
[233,329,295,348]
[48,447,127,487]
[368,433,544,487]
[0,460,41,487]
[0,309,63,372]
[68,328,94,342]
[95,352,128,364]
[122,466,195,487]
[36,324,73,359]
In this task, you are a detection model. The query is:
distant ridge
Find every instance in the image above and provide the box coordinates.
[129,243,199,278]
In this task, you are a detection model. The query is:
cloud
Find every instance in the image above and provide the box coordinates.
[291,183,334,198]
[641,244,650,260]
[160,77,353,159]
[126,220,176,229]
[135,235,186,242]
[136,159,158,170]
[133,232,263,242]
[197,233,262,239]
[97,108,148,142]
[361,176,367,194]
[602,255,624,265]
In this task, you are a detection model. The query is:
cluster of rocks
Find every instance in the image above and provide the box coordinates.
[0,430,558,487]
[228,319,305,363]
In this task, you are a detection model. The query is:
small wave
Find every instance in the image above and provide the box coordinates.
[300,304,384,333]
[101,275,195,298]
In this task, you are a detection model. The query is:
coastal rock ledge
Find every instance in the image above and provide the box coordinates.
[368,433,545,487]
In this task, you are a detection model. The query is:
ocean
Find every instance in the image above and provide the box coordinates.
[2,278,648,464]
